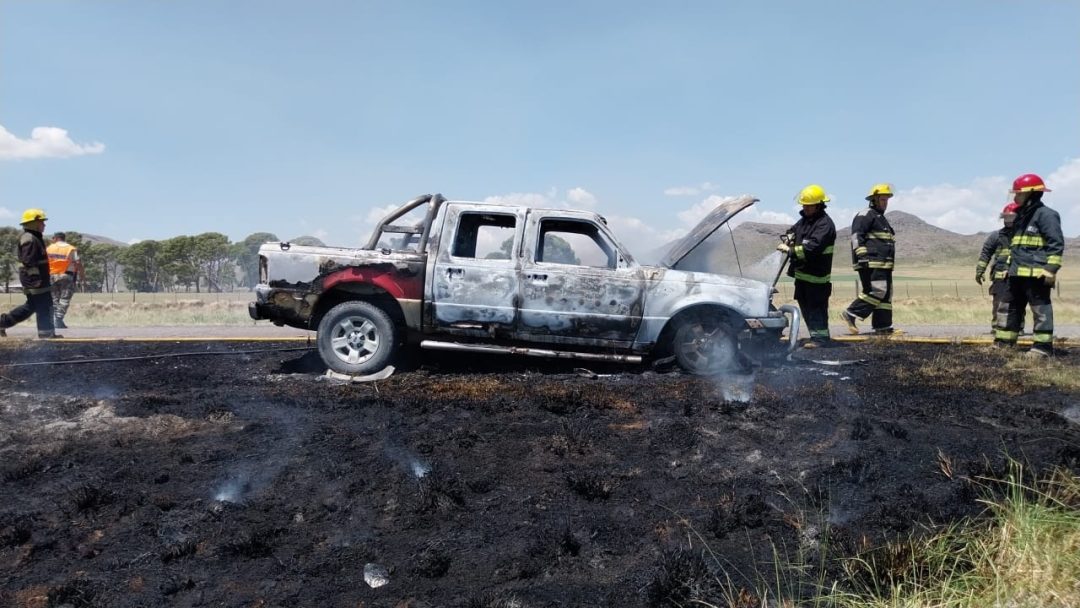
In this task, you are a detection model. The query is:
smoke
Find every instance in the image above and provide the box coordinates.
[1062,404,1080,426]
[209,401,309,504]
[383,443,431,479]
[214,472,252,503]
[713,372,755,403]
[743,250,787,283]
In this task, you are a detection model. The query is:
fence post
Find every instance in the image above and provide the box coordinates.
[954,282,959,298]
[930,281,934,297]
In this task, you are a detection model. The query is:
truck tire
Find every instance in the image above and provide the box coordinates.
[317,301,398,375]
[671,314,738,375]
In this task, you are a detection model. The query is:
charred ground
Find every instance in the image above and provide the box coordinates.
[1,341,1078,607]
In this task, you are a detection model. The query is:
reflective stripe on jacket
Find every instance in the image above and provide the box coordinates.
[1009,201,1063,278]
[850,206,895,270]
[977,229,1011,281]
[785,210,836,283]
[47,241,76,275]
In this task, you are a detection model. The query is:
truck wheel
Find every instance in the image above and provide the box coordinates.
[317,301,397,375]
[671,314,738,375]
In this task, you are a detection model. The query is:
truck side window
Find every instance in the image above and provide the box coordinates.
[536,219,617,269]
[452,213,517,260]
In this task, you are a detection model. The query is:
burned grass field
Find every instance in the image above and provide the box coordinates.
[1,341,1078,607]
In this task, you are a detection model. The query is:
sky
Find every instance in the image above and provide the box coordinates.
[1,1,1078,257]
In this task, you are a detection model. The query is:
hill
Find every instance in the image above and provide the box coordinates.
[79,233,128,247]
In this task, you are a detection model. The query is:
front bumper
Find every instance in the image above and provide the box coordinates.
[744,306,800,352]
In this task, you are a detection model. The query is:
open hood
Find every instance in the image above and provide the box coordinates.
[660,195,759,268]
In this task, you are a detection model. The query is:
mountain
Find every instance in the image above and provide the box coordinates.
[78,233,128,247]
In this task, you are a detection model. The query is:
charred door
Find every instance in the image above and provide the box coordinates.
[430,205,524,337]
[517,213,645,346]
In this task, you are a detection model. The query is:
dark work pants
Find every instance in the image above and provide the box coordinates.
[846,268,893,330]
[0,289,55,334]
[795,280,832,341]
[989,280,1020,331]
[996,277,1053,353]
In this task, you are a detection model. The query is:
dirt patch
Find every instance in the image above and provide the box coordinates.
[0,341,1077,607]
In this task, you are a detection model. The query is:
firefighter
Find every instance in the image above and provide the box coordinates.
[841,183,899,335]
[777,184,837,348]
[977,203,1021,334]
[0,209,60,338]
[994,173,1063,356]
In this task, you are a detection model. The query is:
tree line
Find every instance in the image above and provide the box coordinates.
[0,230,324,293]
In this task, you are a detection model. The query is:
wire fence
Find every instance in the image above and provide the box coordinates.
[775,278,1075,301]
[2,291,253,305]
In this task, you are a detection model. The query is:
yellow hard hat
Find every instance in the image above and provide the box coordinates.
[865,183,894,200]
[797,184,831,205]
[20,208,47,224]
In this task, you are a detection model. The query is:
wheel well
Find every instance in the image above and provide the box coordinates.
[654,305,743,356]
[311,286,406,332]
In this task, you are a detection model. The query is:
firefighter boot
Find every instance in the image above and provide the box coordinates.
[840,310,859,335]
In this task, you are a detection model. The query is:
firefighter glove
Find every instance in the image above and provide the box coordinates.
[975,272,984,285]
[1043,271,1056,287]
[776,242,790,254]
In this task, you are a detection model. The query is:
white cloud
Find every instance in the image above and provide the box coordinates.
[566,187,597,207]
[1048,157,1080,237]
[889,175,1010,235]
[673,194,793,228]
[887,159,1080,236]
[0,124,105,160]
[484,190,560,208]
[663,181,719,197]
[0,207,14,220]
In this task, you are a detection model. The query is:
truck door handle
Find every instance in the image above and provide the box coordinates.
[446,267,464,279]
[526,273,548,282]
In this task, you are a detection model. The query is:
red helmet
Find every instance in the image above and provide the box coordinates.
[1011,173,1051,193]
[1000,202,1021,218]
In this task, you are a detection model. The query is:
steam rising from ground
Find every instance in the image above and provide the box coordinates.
[209,401,309,504]
[713,373,755,403]
[384,444,431,479]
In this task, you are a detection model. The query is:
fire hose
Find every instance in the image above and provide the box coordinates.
[0,346,314,368]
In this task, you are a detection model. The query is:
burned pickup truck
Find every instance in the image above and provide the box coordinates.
[249,193,798,375]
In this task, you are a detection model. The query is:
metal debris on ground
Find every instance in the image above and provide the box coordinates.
[810,359,867,366]
[322,366,396,383]
[573,367,616,379]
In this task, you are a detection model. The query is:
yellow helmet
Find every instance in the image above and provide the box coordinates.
[20,208,47,224]
[797,184,831,205]
[865,183,894,200]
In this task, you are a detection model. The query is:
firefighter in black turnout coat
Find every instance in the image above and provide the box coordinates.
[994,173,1063,357]
[977,202,1021,334]
[778,184,836,348]
[0,208,59,339]
[841,183,899,335]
